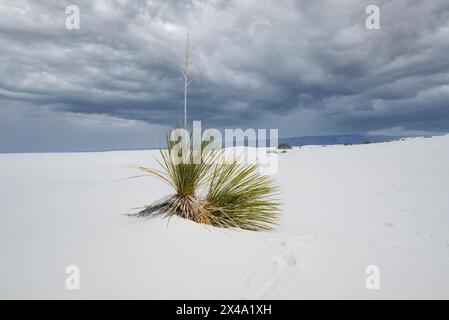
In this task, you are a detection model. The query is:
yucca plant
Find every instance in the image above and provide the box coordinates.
[134,131,280,231]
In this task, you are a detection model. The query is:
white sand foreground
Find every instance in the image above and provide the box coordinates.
[1,135,448,299]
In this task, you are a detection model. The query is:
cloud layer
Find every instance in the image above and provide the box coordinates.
[1,0,449,151]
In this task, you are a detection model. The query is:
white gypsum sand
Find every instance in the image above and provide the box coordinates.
[0,135,448,299]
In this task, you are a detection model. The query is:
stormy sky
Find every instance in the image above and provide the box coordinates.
[1,0,448,152]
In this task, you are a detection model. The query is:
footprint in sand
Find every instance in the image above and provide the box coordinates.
[414,231,435,239]
[346,243,400,250]
[267,239,287,247]
[251,251,301,299]
[241,270,256,291]
[382,222,395,228]
[378,243,400,250]
[267,234,318,248]
[240,265,287,299]
[367,217,396,228]
[346,243,372,250]
[272,251,297,267]
[241,236,316,299]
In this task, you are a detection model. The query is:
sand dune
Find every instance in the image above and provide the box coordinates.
[1,135,448,299]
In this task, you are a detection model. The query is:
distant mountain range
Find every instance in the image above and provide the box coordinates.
[278,134,406,147]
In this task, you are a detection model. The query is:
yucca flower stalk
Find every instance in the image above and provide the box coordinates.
[134,131,280,231]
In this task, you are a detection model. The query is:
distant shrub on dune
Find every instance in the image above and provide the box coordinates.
[363,140,371,144]
[278,143,292,150]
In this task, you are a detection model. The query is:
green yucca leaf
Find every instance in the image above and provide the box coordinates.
[205,159,280,231]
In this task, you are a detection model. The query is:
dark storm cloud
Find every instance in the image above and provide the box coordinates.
[0,0,449,151]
